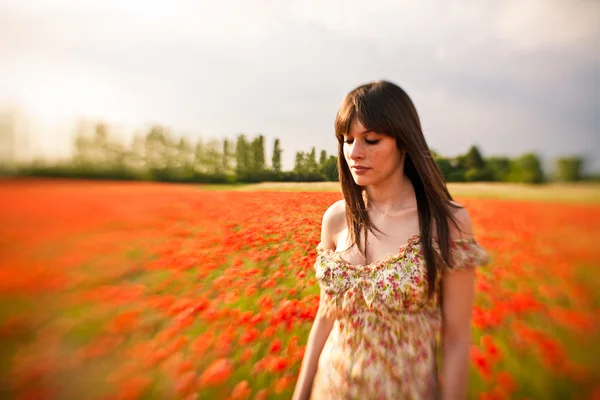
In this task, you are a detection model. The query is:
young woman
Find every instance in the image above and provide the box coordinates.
[291,81,490,400]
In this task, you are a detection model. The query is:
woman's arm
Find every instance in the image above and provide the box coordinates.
[291,290,335,400]
[291,201,343,400]
[441,267,475,400]
[441,207,477,400]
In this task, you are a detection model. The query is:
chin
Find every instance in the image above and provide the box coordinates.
[351,175,373,187]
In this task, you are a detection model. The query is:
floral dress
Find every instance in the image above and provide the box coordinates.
[310,233,490,400]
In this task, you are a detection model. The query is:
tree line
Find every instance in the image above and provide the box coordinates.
[4,121,594,184]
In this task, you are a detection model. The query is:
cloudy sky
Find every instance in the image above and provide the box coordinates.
[1,0,599,172]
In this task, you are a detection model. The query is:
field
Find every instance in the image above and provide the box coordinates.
[0,178,599,400]
[222,181,600,204]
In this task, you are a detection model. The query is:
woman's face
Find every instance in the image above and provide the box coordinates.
[343,117,403,187]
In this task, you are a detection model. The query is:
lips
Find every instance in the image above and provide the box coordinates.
[351,166,370,175]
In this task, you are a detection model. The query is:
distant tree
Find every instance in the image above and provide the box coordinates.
[73,126,92,168]
[508,152,545,184]
[432,151,453,181]
[249,135,266,172]
[321,155,339,181]
[258,135,266,169]
[462,145,490,181]
[436,155,466,182]
[272,138,282,174]
[294,151,306,174]
[485,156,511,182]
[319,150,327,167]
[205,139,223,174]
[194,139,206,173]
[554,156,583,182]
[235,134,251,176]
[307,147,318,173]
[435,158,453,181]
[176,137,193,172]
[162,131,178,172]
[128,133,146,173]
[222,138,233,174]
[464,145,486,170]
[145,125,168,172]
[94,123,108,148]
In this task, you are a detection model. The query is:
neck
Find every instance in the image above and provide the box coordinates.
[364,169,413,212]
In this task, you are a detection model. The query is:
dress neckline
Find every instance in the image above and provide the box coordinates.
[316,234,478,270]
[317,233,421,269]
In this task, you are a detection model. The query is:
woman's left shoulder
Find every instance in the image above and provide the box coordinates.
[448,201,475,241]
[439,201,490,270]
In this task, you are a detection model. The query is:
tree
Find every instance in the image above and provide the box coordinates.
[222,138,233,174]
[307,147,318,173]
[462,145,488,182]
[145,125,168,172]
[94,123,109,148]
[250,135,266,172]
[554,156,583,182]
[194,139,206,173]
[73,124,93,168]
[258,135,266,169]
[319,150,327,167]
[235,134,251,176]
[175,137,193,173]
[321,155,338,181]
[205,139,223,174]
[485,156,511,182]
[128,133,146,173]
[464,145,486,170]
[272,138,282,174]
[294,151,306,174]
[434,156,453,181]
[508,152,545,184]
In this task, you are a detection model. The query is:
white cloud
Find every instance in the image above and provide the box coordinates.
[0,0,598,171]
[495,0,600,53]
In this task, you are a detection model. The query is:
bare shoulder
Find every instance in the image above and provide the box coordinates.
[319,199,346,250]
[448,200,475,240]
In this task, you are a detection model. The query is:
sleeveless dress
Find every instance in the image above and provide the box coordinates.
[310,233,490,400]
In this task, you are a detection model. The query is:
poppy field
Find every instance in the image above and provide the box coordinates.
[0,178,599,400]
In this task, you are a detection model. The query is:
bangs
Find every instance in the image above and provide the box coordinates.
[334,97,355,142]
[334,88,394,142]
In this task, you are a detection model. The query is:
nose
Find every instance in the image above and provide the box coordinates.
[348,140,365,161]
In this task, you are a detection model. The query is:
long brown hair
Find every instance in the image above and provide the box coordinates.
[335,80,463,298]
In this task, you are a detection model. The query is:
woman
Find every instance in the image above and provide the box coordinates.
[291,81,490,400]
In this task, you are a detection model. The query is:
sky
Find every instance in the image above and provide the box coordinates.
[0,0,599,173]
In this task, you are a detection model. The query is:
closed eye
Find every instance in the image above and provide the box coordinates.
[344,139,380,145]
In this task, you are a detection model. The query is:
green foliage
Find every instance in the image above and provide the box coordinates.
[7,119,596,185]
[235,135,251,177]
[432,154,453,180]
[294,147,322,177]
[294,151,305,174]
[464,145,486,170]
[321,155,339,181]
[307,147,318,173]
[250,135,266,173]
[507,153,546,184]
[554,157,583,182]
[319,150,327,167]
[222,139,233,174]
[272,138,282,174]
[485,157,511,182]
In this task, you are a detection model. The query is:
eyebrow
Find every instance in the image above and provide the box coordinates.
[346,129,375,136]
